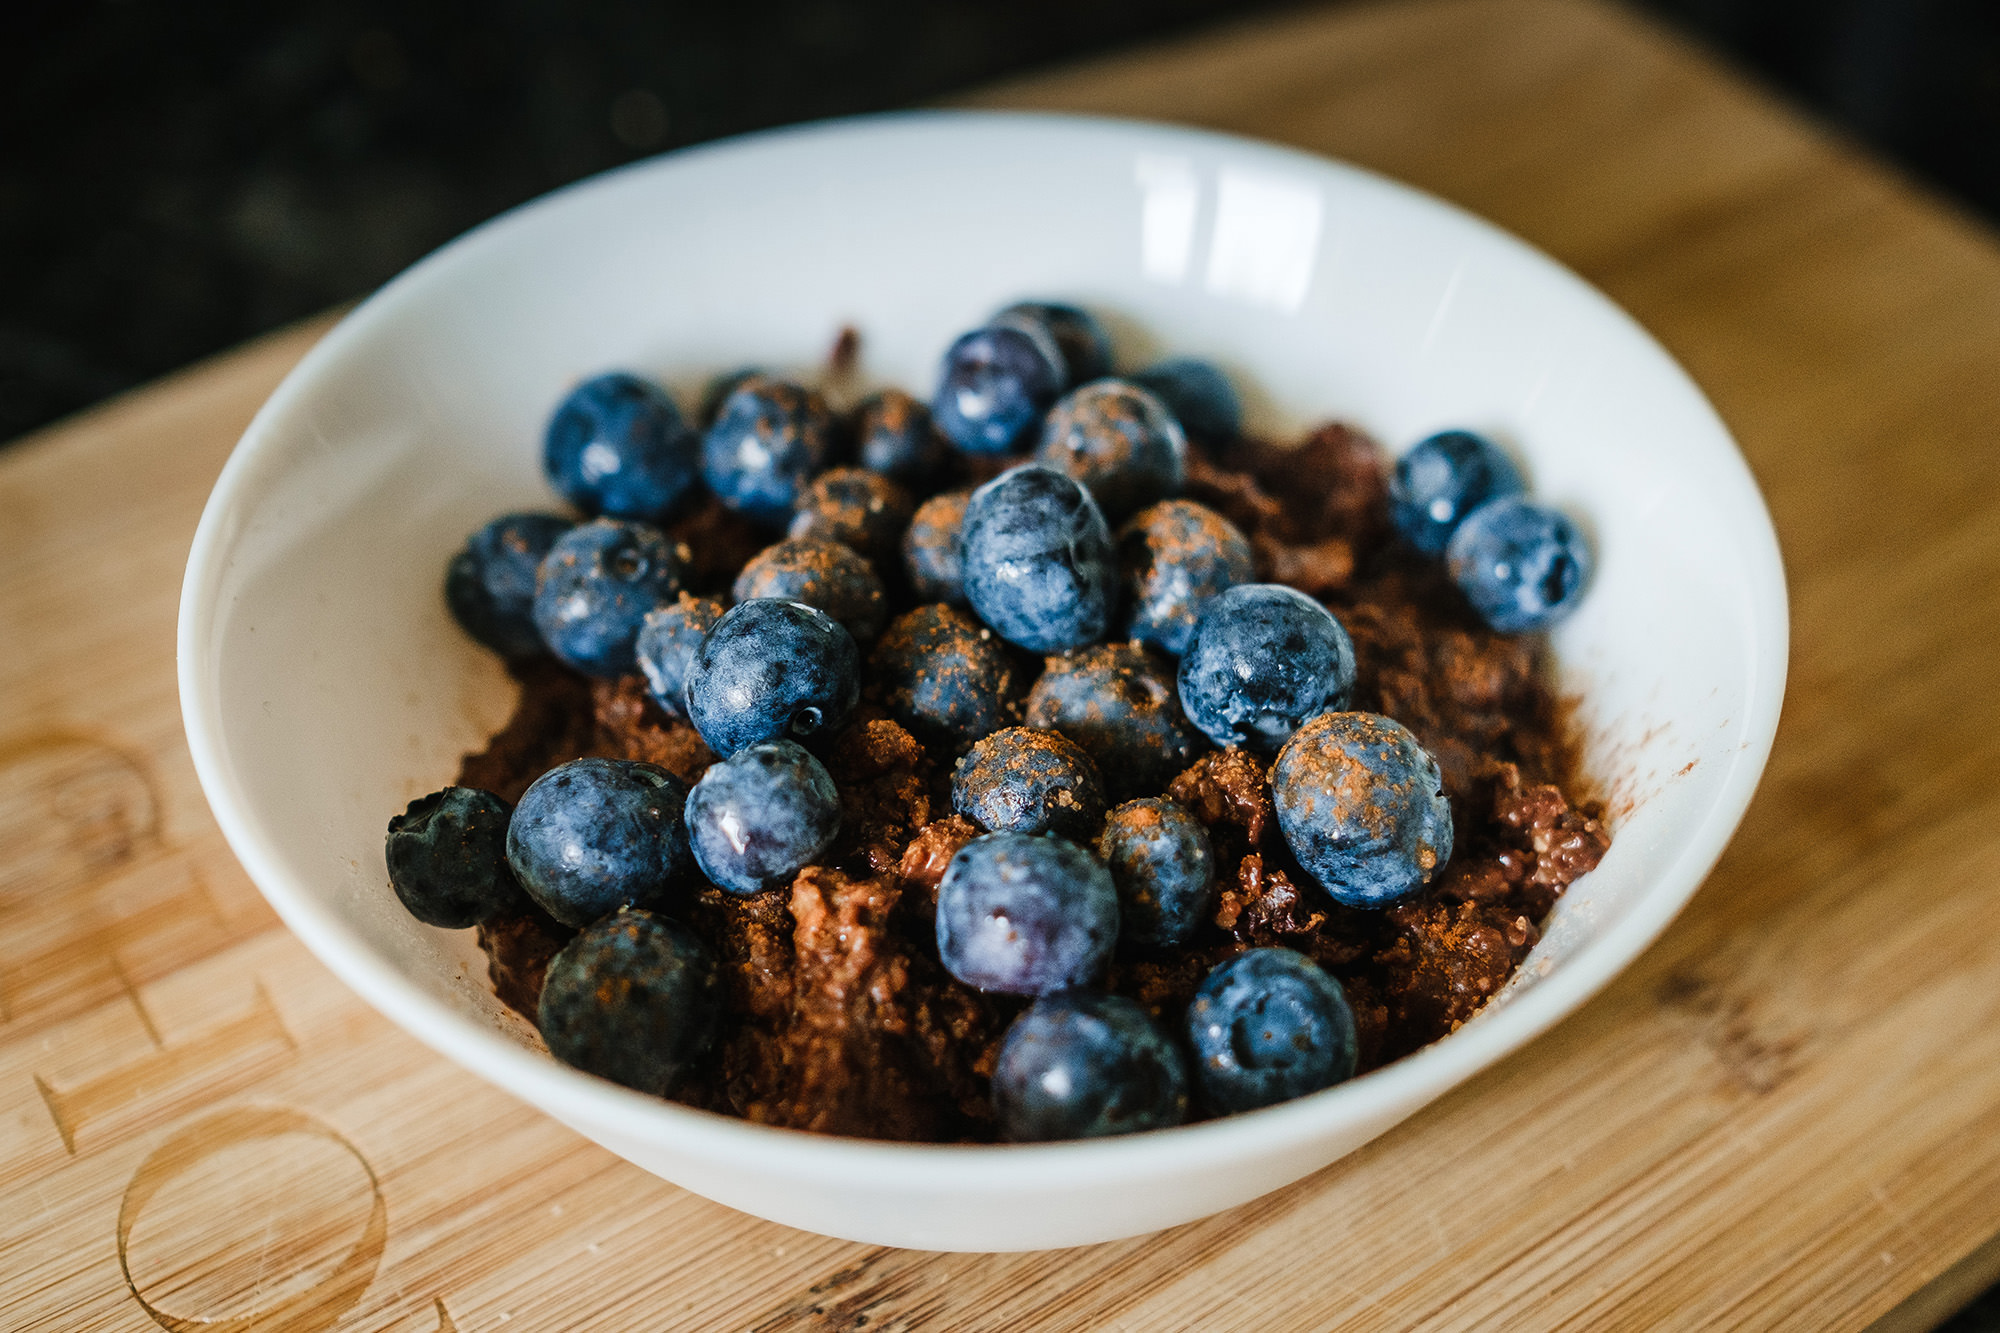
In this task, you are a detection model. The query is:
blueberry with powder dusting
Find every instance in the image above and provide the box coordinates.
[1033,379,1187,521]
[1024,642,1208,800]
[543,373,700,521]
[444,512,573,659]
[386,785,529,928]
[684,740,841,896]
[1097,797,1216,952]
[787,466,916,567]
[506,758,695,928]
[1269,711,1453,908]
[1176,583,1355,756]
[902,487,971,606]
[701,375,833,526]
[1117,499,1254,657]
[951,726,1108,840]
[867,604,1021,752]
[684,598,861,757]
[853,389,947,485]
[1186,947,1357,1113]
[935,832,1118,995]
[538,910,720,1095]
[531,517,685,678]
[733,535,888,645]
[992,991,1188,1141]
[959,465,1117,653]
[634,593,726,719]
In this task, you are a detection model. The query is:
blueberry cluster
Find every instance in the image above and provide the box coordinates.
[392,302,1594,1137]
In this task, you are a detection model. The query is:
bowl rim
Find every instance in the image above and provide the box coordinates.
[176,107,1789,1190]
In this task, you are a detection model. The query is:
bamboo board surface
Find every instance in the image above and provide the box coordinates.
[6,0,2000,1327]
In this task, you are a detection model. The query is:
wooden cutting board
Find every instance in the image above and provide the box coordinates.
[7,0,2000,1327]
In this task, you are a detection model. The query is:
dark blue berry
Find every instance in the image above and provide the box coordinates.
[1269,711,1453,907]
[951,727,1107,839]
[1025,643,1209,799]
[1117,500,1254,656]
[1129,358,1241,447]
[868,604,1021,752]
[444,512,573,659]
[993,992,1189,1141]
[960,465,1117,653]
[543,373,699,520]
[698,366,761,424]
[1034,380,1187,521]
[684,740,840,896]
[854,389,947,485]
[1389,430,1526,554]
[1186,947,1357,1113]
[701,375,833,526]
[733,536,888,644]
[785,467,915,568]
[537,910,720,1095]
[635,593,725,718]
[506,759,695,928]
[386,786,529,928]
[902,488,969,605]
[1445,496,1591,632]
[994,301,1114,387]
[932,322,1065,455]
[684,598,860,757]
[1097,798,1216,952]
[531,518,686,678]
[1177,584,1356,755]
[935,832,1118,995]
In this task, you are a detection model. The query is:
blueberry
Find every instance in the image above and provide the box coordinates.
[1025,643,1209,799]
[994,301,1114,387]
[1177,584,1356,755]
[1186,947,1358,1113]
[932,322,1065,455]
[1445,496,1591,632]
[698,366,761,424]
[935,832,1118,995]
[543,372,700,520]
[507,759,696,928]
[1389,430,1526,554]
[1033,380,1187,521]
[385,786,529,928]
[684,740,840,895]
[902,487,970,605]
[444,512,573,659]
[733,536,888,644]
[959,465,1117,653]
[537,910,720,1095]
[854,389,947,485]
[685,598,861,757]
[634,593,726,718]
[1117,500,1255,656]
[993,992,1189,1140]
[701,375,834,526]
[786,466,916,568]
[868,604,1021,752]
[1097,798,1216,952]
[1129,358,1241,448]
[951,727,1107,839]
[531,518,686,678]
[1269,711,1453,907]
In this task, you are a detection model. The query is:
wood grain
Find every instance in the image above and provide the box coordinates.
[5,0,2000,1327]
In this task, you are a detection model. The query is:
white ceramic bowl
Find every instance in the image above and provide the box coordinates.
[178,111,1786,1251]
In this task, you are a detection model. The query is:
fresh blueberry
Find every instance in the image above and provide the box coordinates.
[994,301,1114,387]
[444,512,573,659]
[931,322,1065,455]
[1117,500,1255,656]
[1033,379,1187,521]
[935,832,1118,995]
[951,726,1107,839]
[1129,358,1241,448]
[684,740,841,895]
[902,487,970,605]
[537,910,720,1095]
[506,758,695,928]
[854,389,947,485]
[959,465,1117,653]
[1025,643,1209,799]
[698,366,761,424]
[1445,496,1591,632]
[786,466,916,568]
[1177,584,1356,755]
[701,375,834,526]
[634,593,726,718]
[1097,798,1216,952]
[685,598,861,757]
[868,604,1021,752]
[1186,947,1358,1113]
[1270,711,1453,907]
[993,992,1189,1140]
[531,518,686,678]
[385,786,529,928]
[1389,429,1526,554]
[543,372,699,520]
[733,536,888,644]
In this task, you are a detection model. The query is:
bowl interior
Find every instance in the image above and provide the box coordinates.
[180,112,1785,1239]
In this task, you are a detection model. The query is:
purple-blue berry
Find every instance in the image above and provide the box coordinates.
[868,604,1021,753]
[531,518,686,678]
[935,832,1118,995]
[932,322,1065,455]
[993,992,1189,1141]
[1176,584,1356,755]
[733,536,888,645]
[506,759,696,928]
[684,598,860,758]
[960,465,1117,653]
[787,466,916,568]
[543,373,699,521]
[635,593,726,718]
[1129,358,1241,448]
[444,512,573,659]
[994,301,1113,388]
[902,488,969,606]
[1034,379,1187,521]
[1445,496,1591,632]
[1097,798,1216,952]
[853,389,947,485]
[951,726,1107,840]
[1187,947,1357,1113]
[1269,711,1453,908]
[537,910,720,1095]
[1117,499,1255,657]
[386,786,529,928]
[701,375,833,527]
[684,740,841,896]
[1025,643,1209,800]
[1389,429,1526,555]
